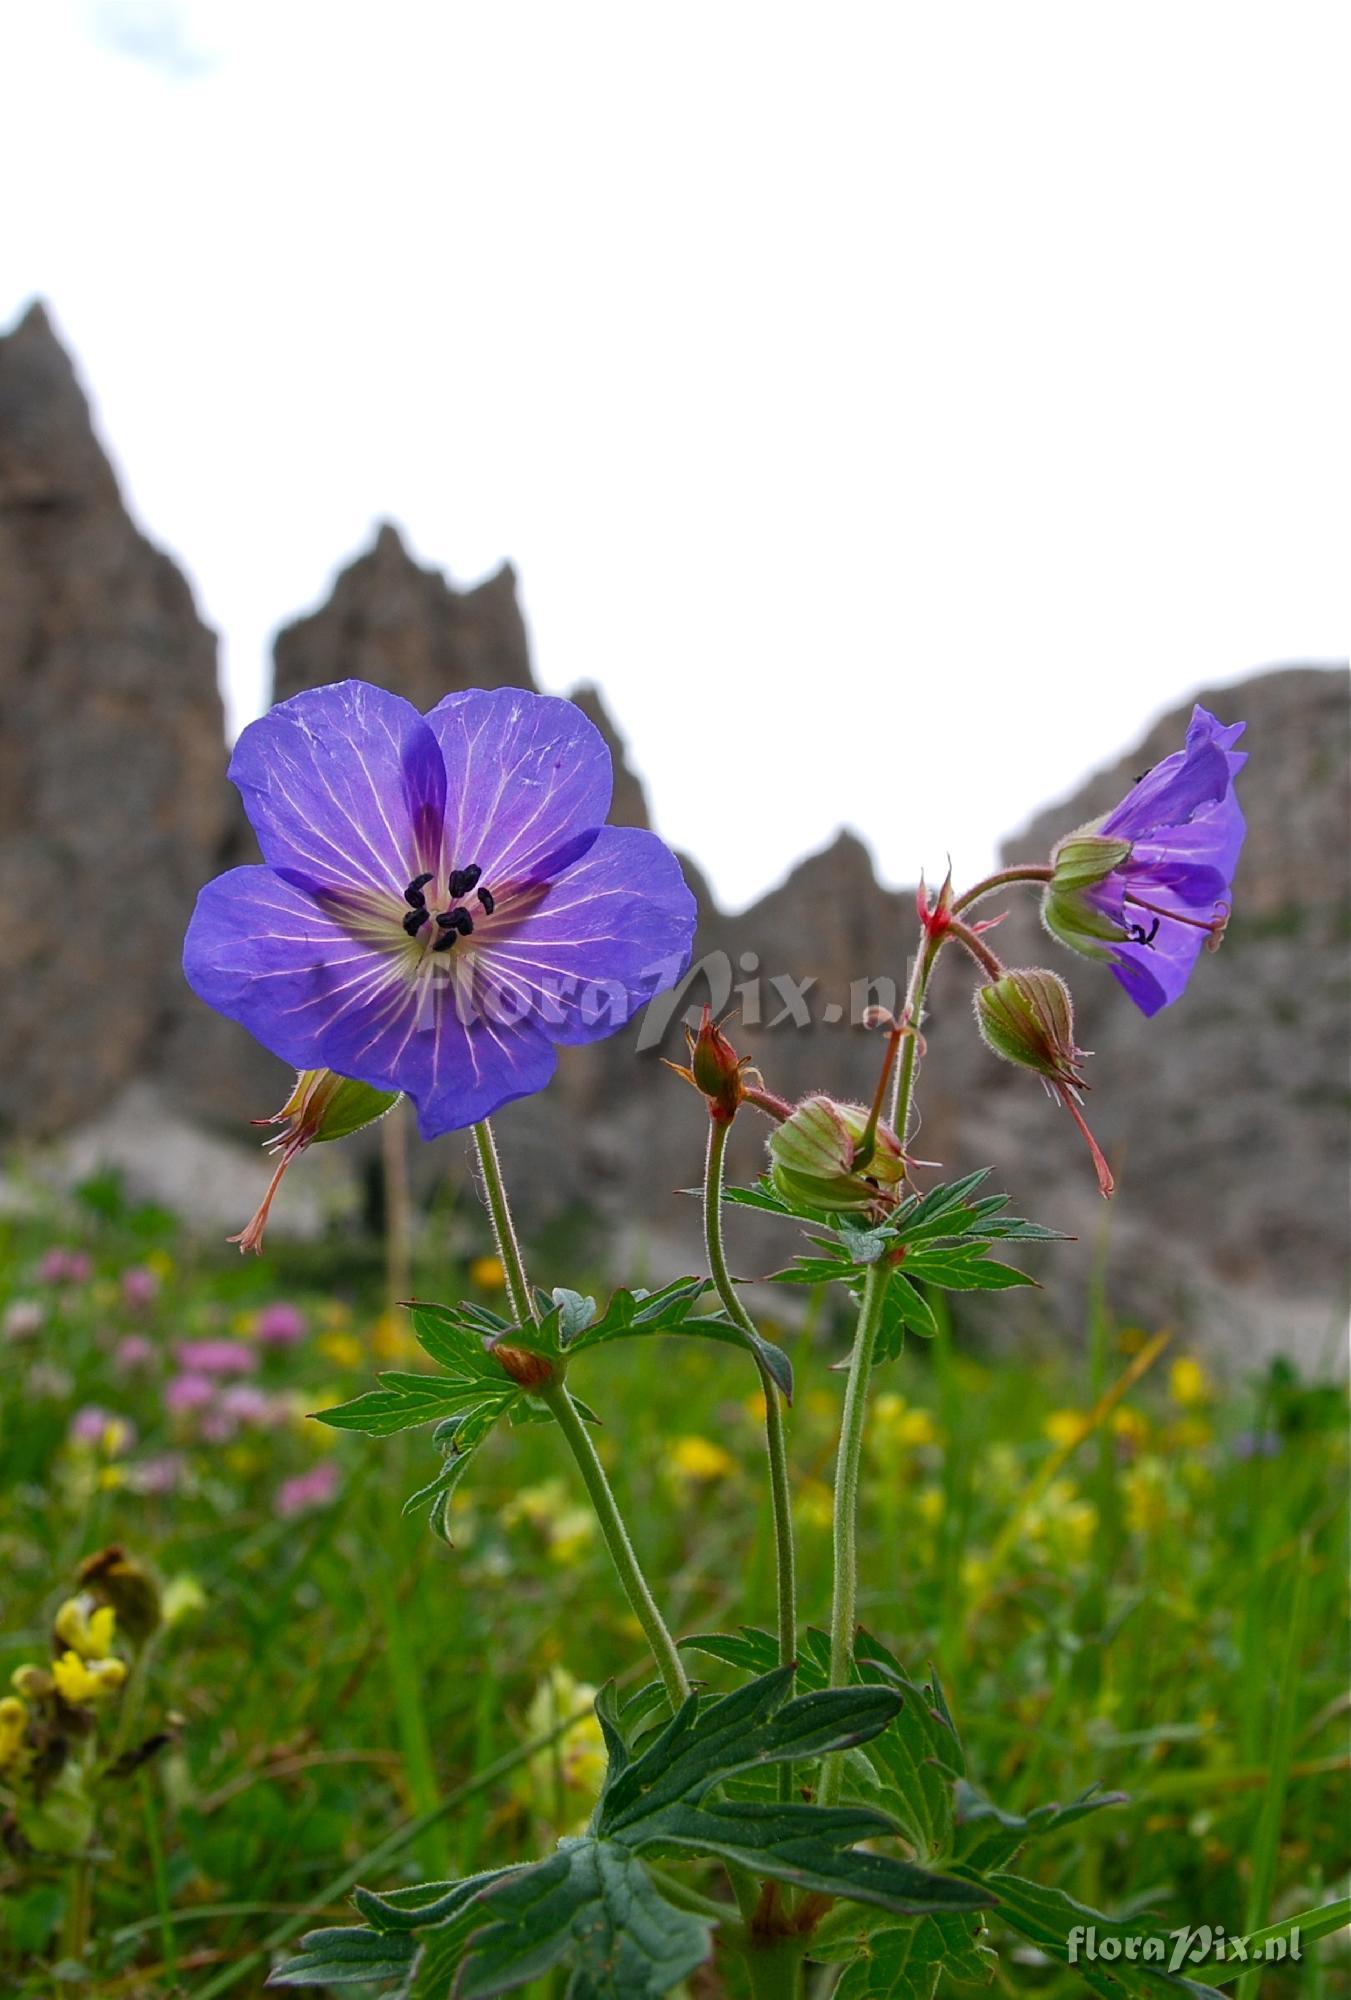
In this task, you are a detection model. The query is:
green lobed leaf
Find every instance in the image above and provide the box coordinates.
[268,1923,418,1986]
[952,1779,1126,1874]
[976,1873,1220,1998]
[272,1668,990,2000]
[458,1841,712,2000]
[313,1380,517,1438]
[564,1277,794,1402]
[827,1911,996,1999]
[407,1304,517,1379]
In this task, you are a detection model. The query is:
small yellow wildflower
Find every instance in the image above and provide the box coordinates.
[51,1651,127,1706]
[669,1436,736,1483]
[795,1478,834,1530]
[1168,1416,1214,1451]
[872,1394,938,1449]
[916,1486,945,1527]
[1043,1409,1089,1449]
[53,1599,116,1662]
[145,1250,175,1279]
[470,1255,506,1291]
[743,1391,769,1425]
[961,1553,993,1596]
[520,1668,606,1831]
[504,1480,570,1533]
[304,1388,345,1446]
[1036,1479,1098,1561]
[1123,1459,1171,1535]
[549,1510,597,1566]
[371,1312,420,1364]
[0,1695,29,1774]
[317,1331,365,1371]
[1111,1406,1149,1445]
[1169,1356,1213,1408]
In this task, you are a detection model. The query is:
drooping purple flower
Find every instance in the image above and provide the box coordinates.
[1043,706,1246,1017]
[183,682,697,1137]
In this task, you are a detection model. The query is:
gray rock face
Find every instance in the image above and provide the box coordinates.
[0,303,232,1138]
[273,522,532,711]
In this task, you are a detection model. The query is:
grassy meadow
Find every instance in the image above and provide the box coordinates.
[0,1169,1346,1997]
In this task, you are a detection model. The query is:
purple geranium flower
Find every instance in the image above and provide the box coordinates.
[183,682,697,1136]
[1045,706,1246,1017]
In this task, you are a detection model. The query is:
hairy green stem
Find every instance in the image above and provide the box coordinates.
[743,1933,808,2000]
[474,1118,689,1711]
[704,1119,798,1672]
[819,933,941,1806]
[540,1378,691,1711]
[471,1119,536,1326]
[951,863,1052,920]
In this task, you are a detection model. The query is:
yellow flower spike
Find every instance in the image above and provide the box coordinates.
[51,1651,127,1707]
[0,1695,29,1774]
[470,1255,507,1291]
[53,1597,117,1662]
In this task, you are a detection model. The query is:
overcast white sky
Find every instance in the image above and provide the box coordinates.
[3,1,1347,908]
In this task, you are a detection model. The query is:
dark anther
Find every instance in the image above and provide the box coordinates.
[402,908,430,937]
[432,929,458,953]
[1126,917,1160,947]
[404,872,434,907]
[477,886,496,916]
[434,908,476,937]
[448,863,483,899]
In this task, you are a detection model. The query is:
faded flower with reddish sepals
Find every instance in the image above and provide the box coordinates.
[1043,705,1246,1017]
[183,682,697,1139]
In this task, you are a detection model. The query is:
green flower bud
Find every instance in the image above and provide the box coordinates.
[974,969,1084,1090]
[974,969,1115,1199]
[78,1545,163,1645]
[1041,829,1133,961]
[768,1096,906,1214]
[233,1069,401,1254]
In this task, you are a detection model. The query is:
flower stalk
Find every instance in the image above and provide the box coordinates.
[818,930,941,1805]
[537,1377,691,1713]
[703,1120,798,1672]
[471,1120,536,1329]
[473,1119,690,1712]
